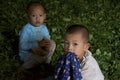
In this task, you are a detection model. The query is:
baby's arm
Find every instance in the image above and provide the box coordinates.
[81,58,104,80]
[19,28,38,51]
[32,39,50,56]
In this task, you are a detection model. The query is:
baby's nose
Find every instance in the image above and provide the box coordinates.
[68,45,73,52]
[36,16,40,20]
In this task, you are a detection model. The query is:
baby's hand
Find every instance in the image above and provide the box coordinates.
[38,39,50,51]
[32,39,51,56]
[31,48,40,55]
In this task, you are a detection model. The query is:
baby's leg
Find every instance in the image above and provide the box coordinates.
[21,53,36,69]
[22,40,56,69]
[33,40,56,64]
[22,53,46,69]
[35,40,56,64]
[45,40,56,63]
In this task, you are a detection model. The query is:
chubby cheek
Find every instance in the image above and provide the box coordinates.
[40,19,44,23]
[74,50,80,56]
[30,18,36,23]
[74,48,84,59]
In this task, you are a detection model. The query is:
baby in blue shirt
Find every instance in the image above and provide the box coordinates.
[19,1,56,69]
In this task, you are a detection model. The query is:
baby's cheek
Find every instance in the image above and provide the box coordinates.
[74,51,80,56]
[74,52,78,56]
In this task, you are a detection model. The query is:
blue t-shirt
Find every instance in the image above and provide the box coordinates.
[19,23,50,60]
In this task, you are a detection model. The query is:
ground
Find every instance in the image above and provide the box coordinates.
[18,63,55,80]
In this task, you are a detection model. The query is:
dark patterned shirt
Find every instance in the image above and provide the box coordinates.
[55,52,82,80]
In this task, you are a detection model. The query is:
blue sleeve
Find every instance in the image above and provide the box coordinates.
[19,27,38,50]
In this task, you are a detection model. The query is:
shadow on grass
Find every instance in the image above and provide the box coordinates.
[18,63,55,80]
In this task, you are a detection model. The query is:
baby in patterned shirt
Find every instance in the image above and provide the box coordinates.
[55,24,104,80]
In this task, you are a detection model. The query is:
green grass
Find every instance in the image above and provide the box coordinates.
[0,0,120,80]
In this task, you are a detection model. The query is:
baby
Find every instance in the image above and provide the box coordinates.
[19,1,55,69]
[55,24,104,80]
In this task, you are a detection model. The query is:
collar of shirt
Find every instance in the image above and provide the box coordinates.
[80,50,91,68]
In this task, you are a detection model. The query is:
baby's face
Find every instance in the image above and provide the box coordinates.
[64,33,89,59]
[27,5,46,27]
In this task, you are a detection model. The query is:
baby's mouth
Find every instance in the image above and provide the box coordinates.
[36,21,40,24]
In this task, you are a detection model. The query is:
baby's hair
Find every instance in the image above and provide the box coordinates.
[26,1,45,14]
[66,24,89,42]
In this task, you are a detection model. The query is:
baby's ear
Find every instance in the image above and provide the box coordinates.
[44,13,46,19]
[84,42,90,50]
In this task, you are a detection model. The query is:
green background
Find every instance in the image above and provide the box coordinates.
[0,0,120,80]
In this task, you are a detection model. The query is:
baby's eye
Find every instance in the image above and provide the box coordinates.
[39,15,42,17]
[73,43,78,46]
[64,42,69,45]
[31,15,35,17]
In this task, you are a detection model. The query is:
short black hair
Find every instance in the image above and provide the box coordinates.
[26,1,45,13]
[66,24,89,42]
